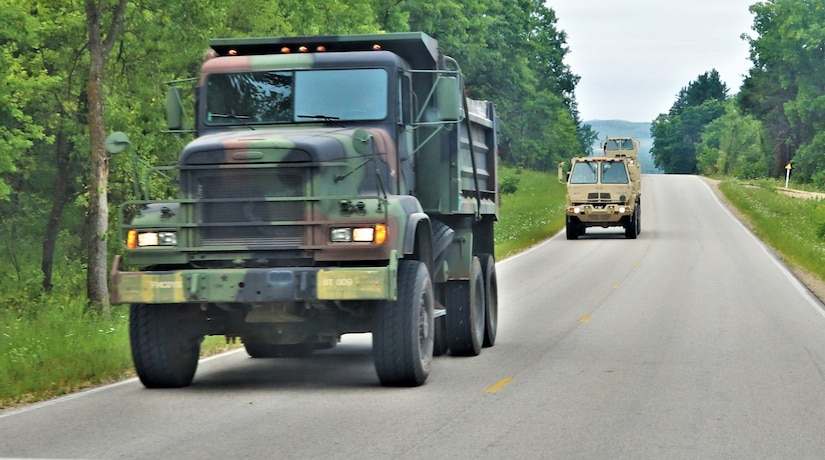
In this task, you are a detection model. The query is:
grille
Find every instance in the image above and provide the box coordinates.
[190,168,307,248]
[587,192,611,201]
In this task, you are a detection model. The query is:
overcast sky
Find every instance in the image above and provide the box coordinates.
[549,0,756,123]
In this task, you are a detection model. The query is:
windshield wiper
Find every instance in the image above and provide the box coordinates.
[210,113,255,130]
[297,114,344,126]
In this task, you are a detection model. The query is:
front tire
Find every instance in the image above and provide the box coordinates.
[625,208,639,239]
[566,217,581,240]
[130,304,203,388]
[373,260,435,387]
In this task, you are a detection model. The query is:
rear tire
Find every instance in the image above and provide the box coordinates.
[445,256,485,356]
[130,304,202,388]
[478,254,498,348]
[373,260,434,387]
[433,314,449,356]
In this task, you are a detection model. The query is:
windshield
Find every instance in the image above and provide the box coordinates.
[605,139,635,151]
[570,161,629,184]
[205,68,388,125]
[570,161,598,184]
[600,162,629,184]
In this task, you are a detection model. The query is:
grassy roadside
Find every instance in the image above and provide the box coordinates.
[716,178,825,292]
[0,166,566,410]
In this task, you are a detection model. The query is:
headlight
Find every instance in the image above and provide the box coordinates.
[330,224,387,244]
[573,207,582,214]
[127,230,177,249]
[329,228,353,242]
[618,206,627,214]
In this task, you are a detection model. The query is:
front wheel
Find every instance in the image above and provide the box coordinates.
[625,208,639,239]
[566,217,580,240]
[373,260,435,387]
[130,304,203,388]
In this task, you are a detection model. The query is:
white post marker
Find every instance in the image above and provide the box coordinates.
[785,162,791,188]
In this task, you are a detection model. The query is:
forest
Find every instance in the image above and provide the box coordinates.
[1,0,595,310]
[650,0,825,185]
[3,0,824,310]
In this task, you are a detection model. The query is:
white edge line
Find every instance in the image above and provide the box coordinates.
[700,179,825,319]
[0,348,246,419]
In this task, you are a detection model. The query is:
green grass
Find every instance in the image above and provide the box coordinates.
[719,179,825,283]
[0,301,236,408]
[495,166,567,258]
[0,166,567,410]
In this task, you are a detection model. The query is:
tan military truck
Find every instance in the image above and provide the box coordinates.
[603,136,641,192]
[559,144,641,240]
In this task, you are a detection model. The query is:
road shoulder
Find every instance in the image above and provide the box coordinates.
[702,176,825,305]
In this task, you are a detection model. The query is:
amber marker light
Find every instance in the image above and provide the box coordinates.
[374,224,388,245]
[316,45,327,52]
[280,47,291,53]
[298,45,308,52]
[126,229,138,249]
[228,49,238,55]
[372,44,382,51]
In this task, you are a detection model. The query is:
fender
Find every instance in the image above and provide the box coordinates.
[403,212,433,274]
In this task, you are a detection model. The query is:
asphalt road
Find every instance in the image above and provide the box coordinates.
[3,174,825,459]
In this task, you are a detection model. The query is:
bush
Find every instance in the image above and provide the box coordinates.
[500,175,520,195]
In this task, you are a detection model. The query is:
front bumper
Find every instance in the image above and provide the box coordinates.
[110,255,396,304]
[566,204,633,224]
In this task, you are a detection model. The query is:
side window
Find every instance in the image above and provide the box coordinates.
[400,73,412,125]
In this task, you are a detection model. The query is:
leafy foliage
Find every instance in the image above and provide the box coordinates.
[696,100,768,179]
[650,70,728,174]
[739,0,825,181]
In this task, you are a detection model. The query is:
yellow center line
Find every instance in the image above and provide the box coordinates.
[578,315,592,323]
[486,377,514,393]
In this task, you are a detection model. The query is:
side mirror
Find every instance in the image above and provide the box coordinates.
[166,86,184,130]
[436,76,462,122]
[557,162,568,183]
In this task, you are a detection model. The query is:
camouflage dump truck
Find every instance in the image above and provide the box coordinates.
[110,32,499,388]
[559,138,641,240]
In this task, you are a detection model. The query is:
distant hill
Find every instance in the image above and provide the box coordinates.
[584,120,662,174]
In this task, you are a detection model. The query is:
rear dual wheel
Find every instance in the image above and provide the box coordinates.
[445,256,485,356]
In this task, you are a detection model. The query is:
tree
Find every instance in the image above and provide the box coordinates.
[696,100,767,178]
[85,0,128,313]
[739,0,825,180]
[650,71,728,174]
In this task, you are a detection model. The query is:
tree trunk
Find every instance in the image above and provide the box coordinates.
[41,131,73,293]
[85,0,128,314]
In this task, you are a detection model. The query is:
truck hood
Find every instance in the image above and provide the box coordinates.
[179,126,394,165]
